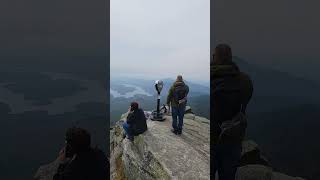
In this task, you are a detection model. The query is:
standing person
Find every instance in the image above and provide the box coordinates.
[167,75,189,135]
[122,102,148,142]
[211,44,253,180]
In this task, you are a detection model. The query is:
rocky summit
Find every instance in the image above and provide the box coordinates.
[34,108,306,180]
[110,107,306,180]
[110,108,210,180]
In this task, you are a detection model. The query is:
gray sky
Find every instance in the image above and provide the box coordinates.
[0,0,107,57]
[213,0,320,80]
[111,0,210,82]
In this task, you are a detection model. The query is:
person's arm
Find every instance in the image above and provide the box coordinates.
[126,111,135,124]
[53,162,70,180]
[53,149,79,180]
[184,85,189,99]
[179,85,189,104]
[167,86,174,106]
[53,161,80,180]
[239,72,254,114]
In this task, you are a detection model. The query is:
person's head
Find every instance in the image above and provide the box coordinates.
[65,127,91,155]
[130,101,139,111]
[213,44,232,65]
[176,75,183,82]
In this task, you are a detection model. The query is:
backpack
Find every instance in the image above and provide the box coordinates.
[173,84,188,102]
[211,70,247,141]
[218,105,247,142]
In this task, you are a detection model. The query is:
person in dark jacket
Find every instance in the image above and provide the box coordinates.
[53,127,108,180]
[211,44,253,180]
[167,75,189,135]
[122,102,148,141]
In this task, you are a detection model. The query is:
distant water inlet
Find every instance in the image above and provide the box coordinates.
[110,84,152,98]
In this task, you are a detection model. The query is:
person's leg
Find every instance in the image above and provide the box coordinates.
[122,122,129,136]
[122,122,133,140]
[218,143,242,180]
[177,106,185,134]
[171,107,178,132]
[229,143,242,179]
[212,145,220,180]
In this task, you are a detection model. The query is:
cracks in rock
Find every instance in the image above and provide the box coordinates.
[123,140,170,180]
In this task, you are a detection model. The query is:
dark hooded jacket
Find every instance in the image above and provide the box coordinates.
[211,61,253,144]
[167,81,189,108]
[127,108,148,135]
[53,148,108,180]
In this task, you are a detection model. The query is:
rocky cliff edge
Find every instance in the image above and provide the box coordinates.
[110,107,305,180]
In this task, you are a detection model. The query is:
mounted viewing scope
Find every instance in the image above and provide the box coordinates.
[151,80,165,121]
[155,80,163,94]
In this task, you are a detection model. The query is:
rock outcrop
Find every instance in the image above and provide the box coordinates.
[110,107,305,180]
[34,159,60,180]
[237,141,305,180]
[110,108,210,180]
[34,108,305,180]
[236,165,305,180]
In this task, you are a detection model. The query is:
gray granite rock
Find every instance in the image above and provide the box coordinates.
[240,140,270,167]
[34,159,60,180]
[35,107,305,180]
[236,165,273,180]
[110,112,210,180]
[236,165,306,180]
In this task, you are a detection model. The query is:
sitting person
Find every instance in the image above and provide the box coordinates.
[122,102,148,141]
[53,127,108,180]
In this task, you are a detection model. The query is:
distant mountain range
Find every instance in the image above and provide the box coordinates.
[111,77,209,97]
[110,78,210,126]
[233,57,320,180]
[233,57,320,113]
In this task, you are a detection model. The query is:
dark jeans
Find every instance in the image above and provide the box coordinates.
[172,106,185,132]
[122,122,133,139]
[213,143,242,180]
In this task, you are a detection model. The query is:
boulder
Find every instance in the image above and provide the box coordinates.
[240,140,270,167]
[236,165,306,180]
[272,172,306,180]
[236,165,273,180]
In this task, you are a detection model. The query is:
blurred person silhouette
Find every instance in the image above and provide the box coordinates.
[211,44,253,180]
[54,127,108,180]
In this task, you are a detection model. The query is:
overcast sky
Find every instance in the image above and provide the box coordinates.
[213,0,320,79]
[0,0,107,57]
[111,0,210,82]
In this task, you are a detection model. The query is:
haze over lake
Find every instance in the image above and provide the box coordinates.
[110,84,152,98]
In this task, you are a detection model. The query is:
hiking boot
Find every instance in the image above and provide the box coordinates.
[177,130,182,135]
[171,129,178,135]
